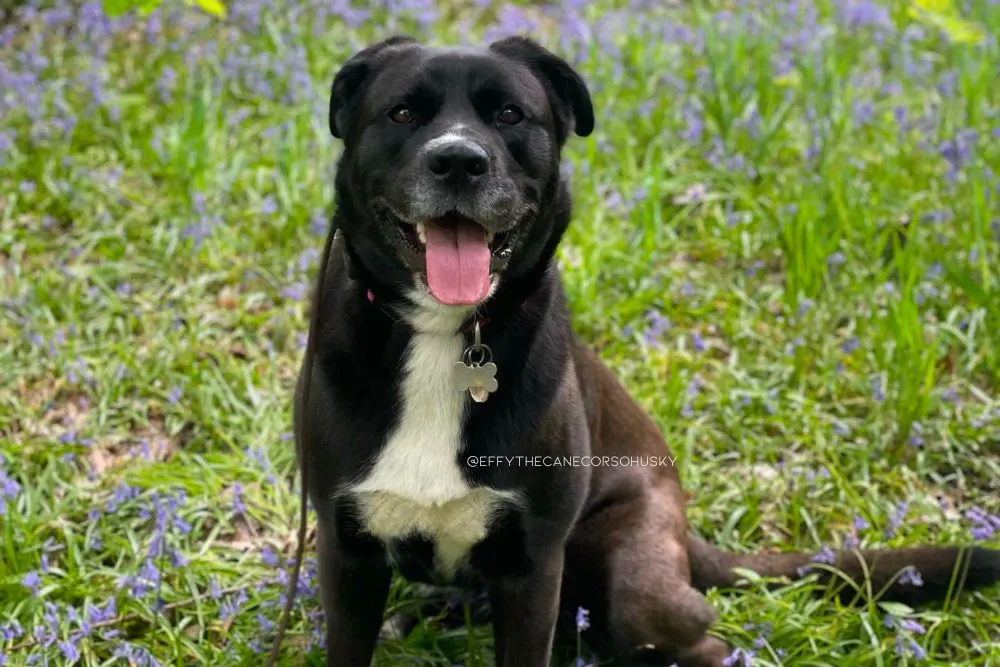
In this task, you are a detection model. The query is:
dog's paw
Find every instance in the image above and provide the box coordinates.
[378,613,417,642]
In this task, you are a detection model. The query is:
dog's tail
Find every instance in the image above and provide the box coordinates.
[687,533,1000,606]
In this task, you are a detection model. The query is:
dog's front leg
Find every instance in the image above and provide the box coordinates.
[489,546,564,667]
[317,520,391,667]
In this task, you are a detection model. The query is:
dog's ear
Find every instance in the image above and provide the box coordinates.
[488,36,594,143]
[329,35,418,139]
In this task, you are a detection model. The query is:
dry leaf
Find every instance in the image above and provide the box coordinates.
[217,286,238,310]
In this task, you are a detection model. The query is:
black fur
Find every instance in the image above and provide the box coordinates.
[297,35,597,667]
[287,35,1000,667]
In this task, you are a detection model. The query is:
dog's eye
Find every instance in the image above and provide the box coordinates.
[498,105,523,125]
[389,105,415,124]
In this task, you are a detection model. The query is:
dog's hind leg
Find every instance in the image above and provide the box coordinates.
[561,483,730,667]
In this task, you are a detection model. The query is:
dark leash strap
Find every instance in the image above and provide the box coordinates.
[264,219,339,667]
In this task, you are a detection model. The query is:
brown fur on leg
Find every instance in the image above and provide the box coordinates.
[562,488,729,667]
[570,335,1000,666]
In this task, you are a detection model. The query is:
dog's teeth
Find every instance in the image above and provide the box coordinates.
[416,221,427,246]
[486,231,494,245]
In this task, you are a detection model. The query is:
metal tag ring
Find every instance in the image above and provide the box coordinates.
[463,343,492,367]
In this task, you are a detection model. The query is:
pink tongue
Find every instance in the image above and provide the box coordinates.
[424,219,491,305]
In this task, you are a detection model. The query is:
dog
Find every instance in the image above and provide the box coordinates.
[285,35,1000,667]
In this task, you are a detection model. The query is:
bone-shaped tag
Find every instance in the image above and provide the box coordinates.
[453,361,498,403]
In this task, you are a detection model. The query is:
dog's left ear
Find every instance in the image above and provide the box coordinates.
[489,36,594,143]
[329,35,418,140]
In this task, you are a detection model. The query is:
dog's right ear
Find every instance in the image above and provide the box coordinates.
[329,35,418,140]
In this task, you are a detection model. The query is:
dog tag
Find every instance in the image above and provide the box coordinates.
[453,360,498,403]
[454,320,498,403]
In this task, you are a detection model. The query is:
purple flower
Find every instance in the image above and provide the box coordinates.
[813,546,837,564]
[642,310,671,347]
[836,0,893,31]
[233,482,246,516]
[256,614,275,633]
[157,66,177,100]
[939,129,978,178]
[871,375,885,402]
[21,571,41,594]
[107,482,140,513]
[167,386,182,405]
[797,545,837,576]
[965,506,1000,541]
[113,642,162,667]
[681,104,703,143]
[899,566,923,587]
[298,248,319,271]
[282,282,308,301]
[576,606,590,632]
[260,196,278,215]
[897,636,927,660]
[261,546,280,567]
[722,647,755,667]
[1,469,21,500]
[890,102,908,126]
[58,641,81,661]
[852,100,874,126]
[220,590,249,621]
[886,502,909,538]
[170,549,188,568]
[674,183,708,206]
[603,189,625,211]
[88,599,117,625]
[1,621,24,642]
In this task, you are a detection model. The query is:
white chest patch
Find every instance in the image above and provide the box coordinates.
[348,295,518,578]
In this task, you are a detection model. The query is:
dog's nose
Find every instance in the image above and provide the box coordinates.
[426,141,489,184]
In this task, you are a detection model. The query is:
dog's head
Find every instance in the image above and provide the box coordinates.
[328,35,593,308]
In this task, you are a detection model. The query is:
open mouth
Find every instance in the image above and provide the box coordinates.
[395,215,513,257]
[393,213,515,306]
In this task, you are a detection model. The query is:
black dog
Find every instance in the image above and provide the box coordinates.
[287,35,1000,667]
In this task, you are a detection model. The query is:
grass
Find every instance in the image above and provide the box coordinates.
[1,0,999,665]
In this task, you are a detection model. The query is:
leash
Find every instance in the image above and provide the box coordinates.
[264,220,338,667]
